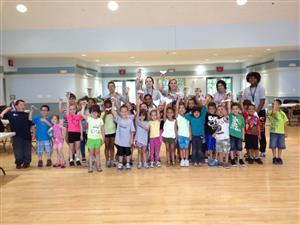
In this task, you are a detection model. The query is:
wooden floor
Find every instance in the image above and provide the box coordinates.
[0,126,299,225]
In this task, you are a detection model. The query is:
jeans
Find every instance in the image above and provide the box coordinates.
[80,132,87,159]
[192,136,204,163]
[258,110,267,153]
[12,136,32,166]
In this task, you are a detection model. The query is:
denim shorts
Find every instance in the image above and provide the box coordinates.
[230,136,243,151]
[178,136,189,149]
[205,134,216,151]
[37,140,52,156]
[269,133,286,149]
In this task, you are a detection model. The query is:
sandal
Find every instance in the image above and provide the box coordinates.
[97,168,103,172]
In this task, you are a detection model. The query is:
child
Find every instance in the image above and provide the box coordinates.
[82,104,105,173]
[66,94,83,167]
[162,105,177,167]
[111,100,135,170]
[149,108,162,168]
[229,103,246,167]
[214,105,231,168]
[102,99,116,168]
[49,115,66,168]
[205,102,218,162]
[176,97,190,167]
[77,98,88,163]
[0,100,33,169]
[135,100,150,169]
[244,104,263,164]
[268,99,288,165]
[30,105,52,167]
[185,106,207,166]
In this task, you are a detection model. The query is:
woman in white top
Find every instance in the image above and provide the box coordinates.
[213,80,232,106]
[160,78,184,103]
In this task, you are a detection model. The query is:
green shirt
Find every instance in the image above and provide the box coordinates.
[229,113,245,139]
[102,113,116,135]
[269,110,288,134]
[87,117,104,140]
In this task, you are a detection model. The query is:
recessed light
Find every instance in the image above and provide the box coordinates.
[107,1,119,11]
[129,56,135,59]
[95,59,100,62]
[213,53,219,56]
[235,60,240,62]
[171,51,177,55]
[16,4,27,13]
[266,48,272,51]
[205,59,210,61]
[81,54,87,57]
[236,0,247,6]
[248,55,253,57]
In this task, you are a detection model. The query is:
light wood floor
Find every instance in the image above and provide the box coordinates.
[0,126,299,225]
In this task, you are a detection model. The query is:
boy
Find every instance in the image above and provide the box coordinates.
[29,105,52,167]
[0,100,33,169]
[229,103,246,167]
[268,99,288,165]
[205,102,218,162]
[244,104,263,164]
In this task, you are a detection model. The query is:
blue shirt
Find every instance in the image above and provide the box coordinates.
[32,116,52,141]
[185,107,207,136]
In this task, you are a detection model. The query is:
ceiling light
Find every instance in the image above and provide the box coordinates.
[16,4,27,13]
[107,1,119,11]
[95,59,100,62]
[235,60,240,62]
[213,53,219,56]
[171,52,177,55]
[81,54,87,57]
[236,0,247,6]
[196,65,206,74]
[266,48,272,51]
[129,56,135,59]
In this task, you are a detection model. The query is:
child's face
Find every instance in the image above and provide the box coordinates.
[166,109,174,119]
[40,107,49,117]
[51,116,58,124]
[140,103,148,111]
[243,105,249,112]
[69,105,77,114]
[144,96,152,106]
[272,101,280,110]
[16,102,25,112]
[158,102,165,111]
[126,102,132,111]
[69,97,76,105]
[105,102,112,109]
[248,105,255,115]
[193,110,200,118]
[208,106,216,114]
[179,105,186,115]
[217,106,225,117]
[188,100,195,109]
[120,107,128,118]
[88,100,95,108]
[150,111,158,120]
[231,106,240,115]
[91,111,99,118]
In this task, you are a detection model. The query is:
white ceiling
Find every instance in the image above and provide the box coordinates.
[2,0,299,30]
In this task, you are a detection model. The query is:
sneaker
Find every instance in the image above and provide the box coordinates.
[117,163,123,170]
[143,162,149,169]
[46,159,52,167]
[137,162,142,169]
[69,160,75,167]
[22,163,30,168]
[16,164,22,169]
[204,157,208,163]
[259,153,266,158]
[180,159,185,167]
[208,159,218,167]
[106,161,111,168]
[125,163,131,170]
[272,157,278,165]
[277,158,283,165]
[76,160,82,166]
[38,160,43,167]
[82,158,87,163]
[239,159,246,167]
[185,159,189,167]
[230,159,237,167]
[150,161,154,168]
[224,162,231,169]
[156,161,161,168]
[247,157,254,164]
[254,158,263,165]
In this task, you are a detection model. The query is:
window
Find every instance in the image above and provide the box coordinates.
[206,77,233,95]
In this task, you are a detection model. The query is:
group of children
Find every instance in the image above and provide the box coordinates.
[0,88,289,172]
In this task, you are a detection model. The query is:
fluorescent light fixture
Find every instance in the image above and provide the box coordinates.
[16,4,27,13]
[95,59,100,62]
[107,1,119,11]
[236,0,247,6]
[171,51,177,55]
[81,54,87,57]
[129,56,135,59]
[196,65,206,74]
[266,48,272,51]
[85,73,95,78]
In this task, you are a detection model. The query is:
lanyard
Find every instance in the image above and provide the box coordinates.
[250,87,257,102]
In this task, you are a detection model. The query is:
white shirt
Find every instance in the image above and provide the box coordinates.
[215,117,229,141]
[162,119,176,139]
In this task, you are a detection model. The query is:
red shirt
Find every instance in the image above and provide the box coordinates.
[243,112,260,136]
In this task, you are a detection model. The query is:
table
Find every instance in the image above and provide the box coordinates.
[0,132,16,175]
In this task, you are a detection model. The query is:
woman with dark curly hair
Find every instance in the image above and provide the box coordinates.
[213,80,232,106]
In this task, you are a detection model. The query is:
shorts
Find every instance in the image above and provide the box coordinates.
[163,137,176,144]
[178,136,189,149]
[206,134,216,151]
[216,139,231,153]
[116,145,131,156]
[68,132,81,143]
[245,134,258,150]
[36,140,52,156]
[230,136,243,151]
[53,142,63,150]
[269,133,286,149]
[135,141,147,149]
[87,139,103,149]
[105,133,116,138]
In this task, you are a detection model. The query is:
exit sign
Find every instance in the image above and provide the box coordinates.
[216,66,223,72]
[119,69,126,75]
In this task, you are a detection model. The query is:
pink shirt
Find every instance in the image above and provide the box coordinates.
[52,124,64,144]
[67,113,82,132]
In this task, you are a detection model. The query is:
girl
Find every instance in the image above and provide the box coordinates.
[81,104,105,173]
[111,99,135,170]
[66,93,83,167]
[162,104,177,166]
[102,99,116,168]
[149,107,162,168]
[49,115,66,168]
[135,99,150,169]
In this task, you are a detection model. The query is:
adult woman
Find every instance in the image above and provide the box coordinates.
[213,80,232,106]
[141,76,162,102]
[104,81,129,108]
[243,72,267,157]
[160,78,183,102]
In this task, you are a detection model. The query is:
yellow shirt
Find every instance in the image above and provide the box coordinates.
[149,120,160,138]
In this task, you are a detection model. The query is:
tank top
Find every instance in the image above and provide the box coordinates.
[162,119,176,139]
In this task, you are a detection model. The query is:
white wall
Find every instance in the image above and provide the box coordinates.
[0,73,5,105]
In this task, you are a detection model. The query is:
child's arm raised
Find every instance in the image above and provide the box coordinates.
[66,92,70,115]
[80,102,87,120]
[111,98,117,118]
[28,105,35,121]
[175,94,180,118]
[0,106,12,119]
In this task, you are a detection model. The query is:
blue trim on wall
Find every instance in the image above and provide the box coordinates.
[4,67,75,75]
[278,60,300,67]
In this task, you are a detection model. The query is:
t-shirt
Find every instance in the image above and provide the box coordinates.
[67,113,82,133]
[149,120,160,138]
[87,117,104,140]
[142,88,162,101]
[243,112,260,136]
[4,111,33,140]
[185,106,207,136]
[114,115,135,147]
[177,114,190,138]
[32,116,52,141]
[215,116,230,141]
[52,124,64,144]
[102,113,116,135]
[135,118,149,146]
[243,84,266,109]
[205,113,219,135]
[229,113,245,139]
[269,110,288,134]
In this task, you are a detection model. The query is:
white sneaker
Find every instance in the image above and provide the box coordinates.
[137,162,142,169]
[143,162,149,169]
[156,161,161,168]
[150,161,154,168]
[185,159,189,167]
[180,159,185,167]
[125,162,131,170]
[117,163,123,170]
